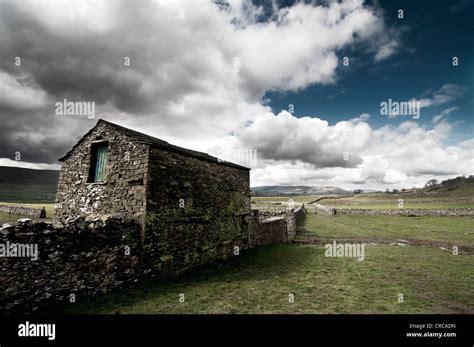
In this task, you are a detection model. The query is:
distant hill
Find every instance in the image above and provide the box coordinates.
[0,166,59,202]
[251,185,351,196]
[422,175,474,196]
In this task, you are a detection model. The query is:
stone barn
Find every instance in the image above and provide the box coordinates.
[55,119,252,274]
[0,120,307,313]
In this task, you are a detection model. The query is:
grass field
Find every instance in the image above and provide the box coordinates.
[252,191,474,210]
[48,207,473,314]
[252,181,474,210]
[298,214,474,247]
[3,185,472,314]
[317,189,474,209]
[251,195,319,212]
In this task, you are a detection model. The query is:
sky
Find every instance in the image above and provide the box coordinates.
[0,0,472,190]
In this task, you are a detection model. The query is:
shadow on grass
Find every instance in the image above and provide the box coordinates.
[45,242,317,314]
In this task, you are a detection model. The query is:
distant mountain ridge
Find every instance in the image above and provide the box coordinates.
[1,165,471,202]
[0,166,59,202]
[251,185,351,196]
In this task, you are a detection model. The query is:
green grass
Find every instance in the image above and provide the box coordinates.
[12,187,473,314]
[251,180,474,208]
[48,211,474,314]
[251,189,474,210]
[297,214,474,247]
[48,243,473,314]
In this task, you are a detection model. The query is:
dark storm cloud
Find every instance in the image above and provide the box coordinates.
[0,0,209,164]
[0,106,95,163]
[0,2,164,113]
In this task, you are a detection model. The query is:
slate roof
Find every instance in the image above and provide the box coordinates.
[58,119,250,171]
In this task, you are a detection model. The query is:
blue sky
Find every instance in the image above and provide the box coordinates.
[265,0,473,142]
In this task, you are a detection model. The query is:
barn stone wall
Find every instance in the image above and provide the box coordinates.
[55,123,149,228]
[143,147,251,276]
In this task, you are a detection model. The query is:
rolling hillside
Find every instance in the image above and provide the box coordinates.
[251,185,351,196]
[0,166,59,202]
[316,176,474,209]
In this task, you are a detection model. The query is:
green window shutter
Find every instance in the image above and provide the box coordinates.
[94,143,108,182]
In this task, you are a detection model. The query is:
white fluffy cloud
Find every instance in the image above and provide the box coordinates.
[233,0,387,93]
[238,110,371,168]
[243,113,473,189]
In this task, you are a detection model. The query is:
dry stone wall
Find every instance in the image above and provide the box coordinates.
[0,206,44,219]
[0,217,141,313]
[333,208,474,216]
[254,217,287,244]
[248,206,306,247]
[286,206,306,239]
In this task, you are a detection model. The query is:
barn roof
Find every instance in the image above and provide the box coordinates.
[58,119,250,171]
